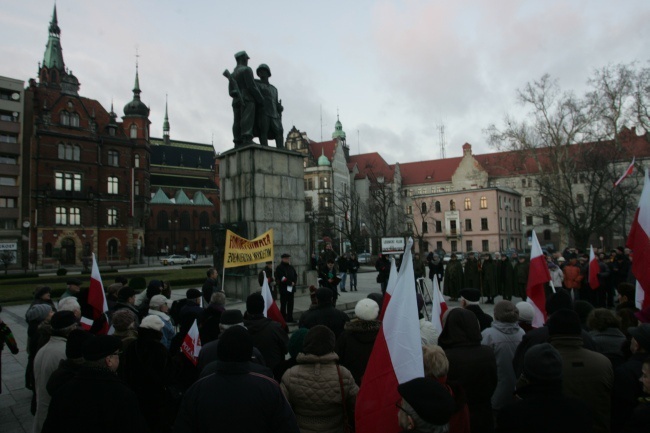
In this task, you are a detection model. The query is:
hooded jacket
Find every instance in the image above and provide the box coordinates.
[481,321,524,410]
[243,314,288,371]
[335,319,381,385]
[439,308,497,433]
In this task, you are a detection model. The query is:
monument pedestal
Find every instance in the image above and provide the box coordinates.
[218,145,311,299]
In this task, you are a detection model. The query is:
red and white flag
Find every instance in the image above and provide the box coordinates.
[627,169,650,309]
[378,257,399,320]
[182,319,202,365]
[526,231,551,328]
[614,157,635,187]
[430,276,448,335]
[80,253,109,334]
[588,245,600,290]
[261,271,287,331]
[356,239,424,433]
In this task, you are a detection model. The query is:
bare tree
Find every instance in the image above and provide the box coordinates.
[331,188,366,253]
[361,166,401,239]
[404,197,438,253]
[1,251,15,275]
[487,64,645,248]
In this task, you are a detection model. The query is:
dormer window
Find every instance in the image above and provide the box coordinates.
[70,113,80,127]
[60,111,70,126]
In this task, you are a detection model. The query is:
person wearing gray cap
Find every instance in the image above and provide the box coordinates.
[227,51,264,147]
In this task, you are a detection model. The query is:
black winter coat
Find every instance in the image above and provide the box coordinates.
[495,383,593,433]
[465,304,493,332]
[439,308,498,433]
[335,319,380,385]
[612,352,646,432]
[298,303,350,338]
[43,367,146,433]
[243,315,288,371]
[174,361,300,433]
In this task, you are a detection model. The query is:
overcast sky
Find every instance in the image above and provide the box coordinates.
[2,0,649,163]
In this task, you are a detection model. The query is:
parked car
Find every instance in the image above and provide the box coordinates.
[160,254,192,266]
[357,253,371,264]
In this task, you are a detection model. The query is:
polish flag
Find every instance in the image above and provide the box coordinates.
[526,231,551,328]
[627,169,650,309]
[356,239,424,433]
[588,245,600,290]
[181,319,202,365]
[614,157,635,188]
[378,257,399,320]
[261,271,287,331]
[80,253,109,334]
[430,275,448,335]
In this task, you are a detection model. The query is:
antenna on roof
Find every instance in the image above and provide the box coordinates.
[320,104,323,142]
[437,122,447,159]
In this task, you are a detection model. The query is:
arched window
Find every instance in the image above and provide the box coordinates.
[464,198,471,210]
[70,113,80,127]
[158,211,169,230]
[180,211,191,230]
[107,239,119,259]
[134,154,140,168]
[421,202,427,213]
[199,211,210,228]
[450,200,456,211]
[60,111,70,126]
[130,124,137,139]
[434,201,441,213]
[422,221,428,233]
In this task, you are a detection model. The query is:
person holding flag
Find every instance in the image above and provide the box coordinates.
[243,292,288,372]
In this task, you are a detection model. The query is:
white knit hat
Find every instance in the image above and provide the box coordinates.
[149,295,169,309]
[355,298,379,321]
[516,301,534,323]
[140,315,164,331]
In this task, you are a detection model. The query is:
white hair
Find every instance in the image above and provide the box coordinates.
[58,297,81,313]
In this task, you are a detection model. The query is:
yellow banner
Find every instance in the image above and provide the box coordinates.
[223,229,274,268]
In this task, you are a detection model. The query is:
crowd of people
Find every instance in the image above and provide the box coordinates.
[0,243,647,433]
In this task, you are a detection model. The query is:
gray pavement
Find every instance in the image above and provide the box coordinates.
[0,269,501,432]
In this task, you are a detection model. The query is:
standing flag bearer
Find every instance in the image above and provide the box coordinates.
[526,231,551,328]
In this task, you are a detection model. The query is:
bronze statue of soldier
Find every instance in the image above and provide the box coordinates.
[254,64,284,149]
[224,51,264,147]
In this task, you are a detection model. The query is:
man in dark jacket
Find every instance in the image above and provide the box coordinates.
[514,256,529,301]
[464,252,480,289]
[174,326,300,433]
[460,288,493,331]
[427,253,444,285]
[498,253,515,300]
[275,253,298,322]
[299,288,350,338]
[375,254,391,294]
[496,343,593,433]
[243,293,288,371]
[318,259,340,304]
[482,253,498,304]
[444,254,464,301]
[438,308,497,433]
[201,268,219,306]
[43,335,146,433]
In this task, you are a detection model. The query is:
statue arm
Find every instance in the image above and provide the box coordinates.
[244,68,265,104]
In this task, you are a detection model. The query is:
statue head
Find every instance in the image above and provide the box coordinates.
[234,51,250,65]
[256,64,271,79]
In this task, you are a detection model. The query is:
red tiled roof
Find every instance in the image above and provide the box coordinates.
[308,139,337,162]
[348,152,395,182]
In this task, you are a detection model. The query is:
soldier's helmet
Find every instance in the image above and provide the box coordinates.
[256,63,271,77]
[234,51,250,60]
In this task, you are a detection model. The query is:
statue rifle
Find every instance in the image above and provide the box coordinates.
[223,69,243,105]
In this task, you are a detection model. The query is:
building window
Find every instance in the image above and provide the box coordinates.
[108,239,119,259]
[0,219,16,229]
[0,177,16,186]
[70,113,80,127]
[199,211,210,228]
[107,208,118,226]
[60,111,70,126]
[436,241,443,251]
[525,197,532,207]
[44,243,53,258]
[157,211,169,230]
[134,154,140,168]
[422,221,428,233]
[576,194,584,205]
[481,218,488,230]
[305,197,313,212]
[107,150,119,167]
[406,205,412,215]
[464,198,471,210]
[450,200,456,211]
[541,196,549,206]
[435,221,442,233]
[542,214,550,225]
[0,133,17,143]
[322,176,329,189]
[465,219,472,231]
[406,222,413,232]
[543,229,552,241]
[69,208,80,225]
[0,155,17,164]
[58,143,80,161]
[55,207,67,225]
[0,197,16,208]
[521,179,526,187]
[180,211,191,230]
[451,241,457,252]
[466,240,473,252]
[134,180,140,196]
[421,202,427,213]
[321,196,330,208]
[130,124,137,138]
[480,196,487,209]
[107,176,118,194]
[55,172,81,191]
[526,215,533,225]
[434,201,441,212]
[482,240,489,252]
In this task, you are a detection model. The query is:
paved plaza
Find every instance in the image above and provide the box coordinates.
[0,268,500,432]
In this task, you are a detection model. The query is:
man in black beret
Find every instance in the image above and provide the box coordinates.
[42,335,146,433]
[459,288,493,331]
[397,377,455,432]
[175,326,299,433]
[244,292,288,371]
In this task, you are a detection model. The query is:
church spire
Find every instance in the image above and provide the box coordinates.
[123,61,150,117]
[42,3,65,71]
[163,94,170,142]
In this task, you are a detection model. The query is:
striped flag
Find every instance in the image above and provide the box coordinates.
[627,169,650,309]
[81,253,109,334]
[261,270,287,331]
[588,245,600,290]
[614,157,635,187]
[526,231,551,328]
[430,275,448,334]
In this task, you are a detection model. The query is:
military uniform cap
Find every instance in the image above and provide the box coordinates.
[234,51,250,60]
